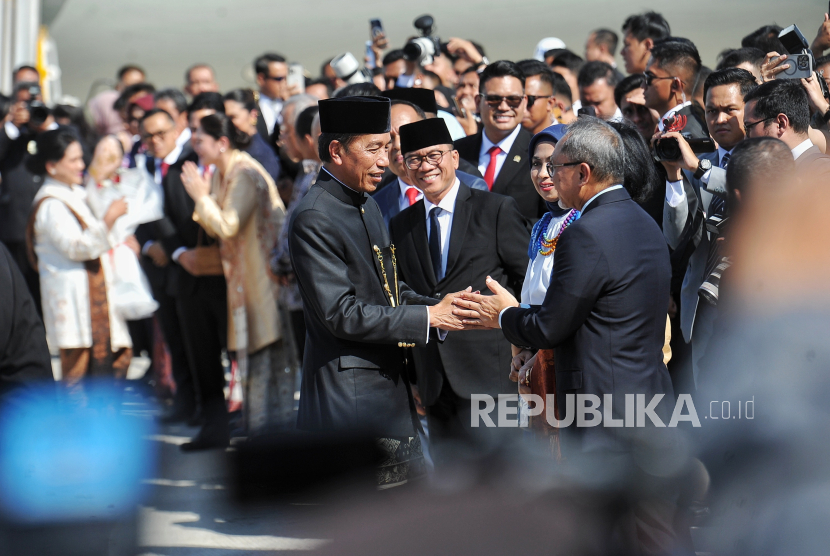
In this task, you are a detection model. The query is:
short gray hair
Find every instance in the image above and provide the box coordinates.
[558,117,625,184]
[282,94,318,127]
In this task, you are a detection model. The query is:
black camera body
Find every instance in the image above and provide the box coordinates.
[655,136,716,161]
[404,14,444,65]
[23,85,50,128]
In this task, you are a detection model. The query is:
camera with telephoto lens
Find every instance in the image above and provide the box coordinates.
[403,15,444,66]
[655,136,716,161]
[24,85,51,128]
[777,24,830,100]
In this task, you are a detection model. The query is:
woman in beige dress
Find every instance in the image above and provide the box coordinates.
[181,113,293,435]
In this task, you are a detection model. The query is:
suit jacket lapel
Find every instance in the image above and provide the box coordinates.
[492,130,527,193]
[409,201,436,289]
[443,183,471,281]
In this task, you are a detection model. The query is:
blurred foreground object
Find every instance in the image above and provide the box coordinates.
[0,381,156,555]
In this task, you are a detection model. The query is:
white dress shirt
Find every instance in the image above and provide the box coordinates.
[423,178,461,278]
[143,142,184,256]
[608,106,624,123]
[665,147,732,208]
[792,138,814,160]
[478,125,522,180]
[397,178,422,212]
[258,95,284,135]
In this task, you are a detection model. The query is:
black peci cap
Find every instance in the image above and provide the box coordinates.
[399,118,454,155]
[381,88,438,114]
[318,96,391,134]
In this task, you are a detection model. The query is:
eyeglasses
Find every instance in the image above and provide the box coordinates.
[404,149,452,170]
[141,127,173,142]
[527,95,552,107]
[743,116,776,132]
[263,74,286,82]
[545,160,586,176]
[643,71,680,87]
[479,94,525,108]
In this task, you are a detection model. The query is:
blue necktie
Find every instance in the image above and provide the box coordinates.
[708,153,730,217]
[428,207,444,282]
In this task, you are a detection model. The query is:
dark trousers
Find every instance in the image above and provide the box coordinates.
[289,309,306,364]
[3,240,41,317]
[426,379,513,469]
[177,276,228,424]
[145,268,195,414]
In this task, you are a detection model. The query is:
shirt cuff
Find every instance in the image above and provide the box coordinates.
[141,240,155,256]
[700,168,712,185]
[4,121,19,140]
[172,247,187,262]
[498,307,510,329]
[666,180,685,208]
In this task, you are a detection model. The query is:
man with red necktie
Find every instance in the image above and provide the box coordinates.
[454,61,545,223]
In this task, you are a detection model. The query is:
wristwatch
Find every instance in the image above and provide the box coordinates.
[693,158,712,180]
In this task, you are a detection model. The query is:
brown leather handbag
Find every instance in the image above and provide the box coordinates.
[192,227,224,276]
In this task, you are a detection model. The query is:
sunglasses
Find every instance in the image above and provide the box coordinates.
[141,127,173,142]
[643,71,679,87]
[527,95,552,107]
[263,74,286,82]
[479,94,525,108]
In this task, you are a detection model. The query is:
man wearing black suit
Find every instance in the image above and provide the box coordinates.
[288,97,468,484]
[453,61,545,222]
[454,118,674,454]
[390,118,529,465]
[151,142,229,452]
[0,82,56,310]
[137,109,196,426]
[373,99,489,228]
[743,79,830,182]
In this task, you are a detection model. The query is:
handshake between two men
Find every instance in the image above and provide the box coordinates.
[426,277,518,331]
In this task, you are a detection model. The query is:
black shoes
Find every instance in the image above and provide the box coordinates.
[180,422,230,452]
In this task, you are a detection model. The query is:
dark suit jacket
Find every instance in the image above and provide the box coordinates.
[454,127,545,222]
[147,150,226,298]
[501,187,674,453]
[289,169,438,436]
[0,242,52,398]
[0,126,41,243]
[373,171,489,229]
[245,132,281,183]
[390,183,529,405]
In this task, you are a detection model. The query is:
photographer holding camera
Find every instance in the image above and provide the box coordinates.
[0,81,57,311]
[657,64,756,387]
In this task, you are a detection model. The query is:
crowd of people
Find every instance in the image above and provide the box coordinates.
[2,9,830,554]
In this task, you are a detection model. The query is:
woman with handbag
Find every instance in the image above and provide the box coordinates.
[26,128,136,384]
[182,113,293,436]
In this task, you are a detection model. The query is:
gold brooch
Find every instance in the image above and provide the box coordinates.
[513,155,521,163]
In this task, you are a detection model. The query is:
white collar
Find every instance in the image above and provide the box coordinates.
[161,142,183,165]
[581,184,623,212]
[176,127,191,148]
[657,101,692,132]
[423,178,461,215]
[260,94,282,105]
[608,106,624,123]
[791,138,814,160]
[482,124,521,155]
